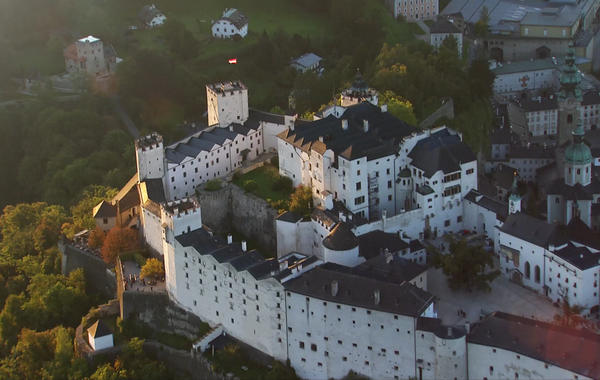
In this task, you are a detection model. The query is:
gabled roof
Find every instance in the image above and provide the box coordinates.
[354,254,427,284]
[358,230,409,260]
[284,265,434,317]
[291,53,322,69]
[546,177,600,200]
[278,102,416,161]
[93,200,116,219]
[500,213,557,248]
[464,189,508,222]
[88,320,112,338]
[553,243,600,270]
[408,128,476,177]
[220,8,248,29]
[430,18,461,34]
[468,311,600,380]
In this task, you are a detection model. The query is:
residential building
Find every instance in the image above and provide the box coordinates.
[521,96,559,137]
[468,312,600,380]
[386,0,439,21]
[277,102,477,236]
[290,53,323,73]
[507,145,554,182]
[497,212,600,311]
[429,18,463,57]
[212,8,248,39]
[139,4,166,28]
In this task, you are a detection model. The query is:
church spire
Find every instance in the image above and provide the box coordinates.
[558,44,582,102]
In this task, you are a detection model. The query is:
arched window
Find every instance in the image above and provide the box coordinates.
[525,262,531,279]
[535,265,541,283]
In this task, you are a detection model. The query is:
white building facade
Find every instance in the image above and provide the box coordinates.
[212,9,248,39]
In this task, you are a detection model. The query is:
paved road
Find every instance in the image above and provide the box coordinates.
[110,96,140,138]
[428,267,559,326]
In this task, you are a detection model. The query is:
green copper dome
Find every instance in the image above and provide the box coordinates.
[565,121,592,165]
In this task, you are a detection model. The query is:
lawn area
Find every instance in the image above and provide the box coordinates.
[232,164,293,207]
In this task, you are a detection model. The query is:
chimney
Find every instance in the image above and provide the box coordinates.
[241,240,247,252]
[341,119,348,131]
[363,119,369,133]
[227,234,233,245]
[331,280,338,296]
[374,289,380,305]
[464,322,470,334]
[381,104,388,112]
[384,249,393,264]
[229,125,234,132]
[447,327,453,336]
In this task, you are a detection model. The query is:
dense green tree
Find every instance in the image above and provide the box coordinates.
[431,238,500,292]
[379,90,417,125]
[161,19,199,60]
[70,185,118,232]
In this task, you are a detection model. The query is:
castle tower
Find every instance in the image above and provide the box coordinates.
[135,133,166,181]
[206,81,249,127]
[508,173,521,215]
[557,46,582,146]
[564,120,592,187]
[161,197,203,237]
[340,70,378,107]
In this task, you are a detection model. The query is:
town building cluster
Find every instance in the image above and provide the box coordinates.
[94,72,600,379]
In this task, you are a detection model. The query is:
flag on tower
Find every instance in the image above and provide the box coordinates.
[228,58,237,64]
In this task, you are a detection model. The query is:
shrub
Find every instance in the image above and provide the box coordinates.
[88,227,106,249]
[243,180,258,193]
[205,179,221,191]
[271,176,293,193]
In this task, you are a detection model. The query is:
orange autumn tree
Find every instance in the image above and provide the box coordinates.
[88,227,106,249]
[101,227,139,264]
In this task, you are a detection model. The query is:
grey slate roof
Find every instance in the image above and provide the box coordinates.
[418,317,466,339]
[430,18,461,34]
[88,320,112,338]
[221,9,248,29]
[408,129,476,177]
[357,230,409,260]
[468,311,600,380]
[250,108,285,125]
[508,145,554,159]
[276,211,303,223]
[93,201,116,218]
[278,102,416,161]
[291,53,322,70]
[499,212,557,248]
[553,243,600,270]
[284,265,434,317]
[464,189,508,222]
[322,223,359,251]
[353,254,428,284]
[546,177,600,200]
[519,96,558,112]
[165,122,257,164]
[175,227,304,281]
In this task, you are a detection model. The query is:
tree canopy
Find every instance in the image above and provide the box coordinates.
[431,238,500,292]
[101,227,140,265]
[140,258,164,282]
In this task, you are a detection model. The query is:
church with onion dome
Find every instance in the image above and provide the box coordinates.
[546,119,600,229]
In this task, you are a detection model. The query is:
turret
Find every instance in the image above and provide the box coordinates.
[206,81,249,127]
[564,120,592,186]
[161,197,203,236]
[340,69,378,107]
[508,173,521,215]
[135,133,165,181]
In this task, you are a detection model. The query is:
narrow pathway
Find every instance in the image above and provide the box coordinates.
[416,20,430,35]
[110,95,140,138]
